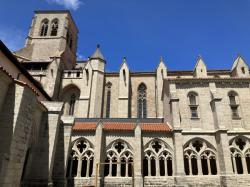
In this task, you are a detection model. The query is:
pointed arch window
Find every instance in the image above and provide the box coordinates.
[138,83,147,118]
[69,94,76,115]
[143,139,173,177]
[228,91,240,119]
[230,136,250,174]
[67,138,94,178]
[184,139,217,176]
[105,140,133,177]
[50,19,59,36]
[40,19,49,36]
[106,82,112,118]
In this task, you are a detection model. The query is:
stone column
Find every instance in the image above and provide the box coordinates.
[165,159,168,176]
[117,159,121,177]
[77,159,82,177]
[207,158,211,175]
[156,158,160,176]
[189,158,192,175]
[134,123,143,186]
[242,157,248,174]
[125,161,129,177]
[108,160,112,177]
[86,159,90,177]
[41,101,63,186]
[148,159,151,176]
[93,122,104,186]
[197,157,202,175]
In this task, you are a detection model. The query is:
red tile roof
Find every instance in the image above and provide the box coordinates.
[141,123,172,132]
[73,121,172,132]
[103,122,135,131]
[73,122,97,131]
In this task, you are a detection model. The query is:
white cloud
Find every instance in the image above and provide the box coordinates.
[0,26,25,51]
[46,0,82,10]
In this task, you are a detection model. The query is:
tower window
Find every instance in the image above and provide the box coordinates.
[40,19,49,36]
[50,19,59,36]
[138,83,147,118]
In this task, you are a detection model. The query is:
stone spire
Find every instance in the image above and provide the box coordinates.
[90,44,105,61]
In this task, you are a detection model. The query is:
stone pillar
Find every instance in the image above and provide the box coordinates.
[209,83,236,186]
[134,123,143,186]
[93,121,104,186]
[77,159,82,177]
[212,99,236,186]
[118,60,130,118]
[197,157,202,175]
[156,158,160,176]
[173,130,185,176]
[41,101,63,186]
[165,159,168,176]
[61,116,74,184]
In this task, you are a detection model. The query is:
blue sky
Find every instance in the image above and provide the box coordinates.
[1,0,250,71]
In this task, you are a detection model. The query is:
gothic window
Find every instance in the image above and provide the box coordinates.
[105,140,133,177]
[40,19,49,36]
[188,92,199,118]
[50,19,59,36]
[228,91,240,119]
[138,83,147,118]
[143,139,173,177]
[230,136,250,174]
[184,139,217,176]
[69,94,76,115]
[106,82,112,118]
[67,138,94,178]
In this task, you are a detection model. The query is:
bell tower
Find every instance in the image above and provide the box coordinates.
[16,10,78,69]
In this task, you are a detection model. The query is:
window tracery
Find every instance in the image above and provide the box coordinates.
[143,139,173,176]
[104,140,133,177]
[230,136,250,174]
[184,139,217,176]
[67,138,94,178]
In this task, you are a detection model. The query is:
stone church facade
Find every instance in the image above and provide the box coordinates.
[0,10,250,187]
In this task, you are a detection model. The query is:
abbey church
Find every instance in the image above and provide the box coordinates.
[1,10,250,187]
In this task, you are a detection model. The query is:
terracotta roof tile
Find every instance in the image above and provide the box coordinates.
[72,121,172,132]
[141,123,172,132]
[103,122,135,131]
[73,122,97,131]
